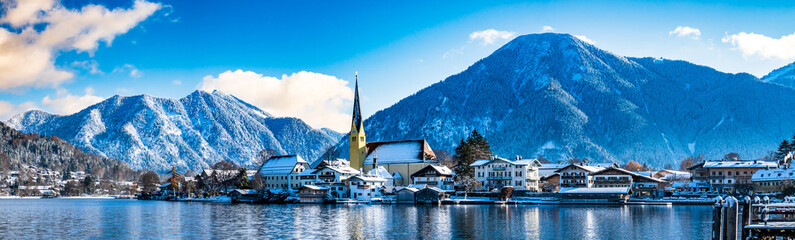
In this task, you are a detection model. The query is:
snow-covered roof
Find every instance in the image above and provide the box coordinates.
[555,164,604,173]
[753,168,795,182]
[258,155,307,176]
[592,167,666,183]
[703,160,777,169]
[559,187,630,194]
[363,140,437,165]
[348,175,387,183]
[654,170,691,180]
[397,187,419,193]
[201,169,238,177]
[392,172,403,179]
[406,184,428,189]
[471,160,490,167]
[418,186,445,193]
[471,157,541,167]
[232,189,258,195]
[368,166,394,179]
[159,182,171,188]
[411,165,455,178]
[311,158,350,169]
[301,185,329,190]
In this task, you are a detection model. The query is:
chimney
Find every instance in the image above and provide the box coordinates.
[373,150,378,171]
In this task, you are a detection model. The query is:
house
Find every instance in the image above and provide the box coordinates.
[299,159,360,186]
[257,155,310,190]
[410,165,455,191]
[752,168,795,195]
[396,187,419,204]
[591,167,667,197]
[472,156,542,191]
[687,162,709,183]
[230,189,260,203]
[559,187,631,203]
[361,139,439,185]
[347,175,386,201]
[555,164,605,188]
[702,160,778,194]
[299,185,330,203]
[415,186,447,204]
[538,162,615,178]
[368,166,395,192]
[539,173,560,192]
[652,170,692,182]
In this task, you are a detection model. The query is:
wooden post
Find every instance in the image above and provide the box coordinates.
[713,196,724,240]
[725,196,738,240]
[741,196,751,240]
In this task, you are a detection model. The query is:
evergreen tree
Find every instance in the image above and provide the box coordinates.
[454,129,493,177]
[775,140,792,160]
[236,167,250,189]
[83,175,96,195]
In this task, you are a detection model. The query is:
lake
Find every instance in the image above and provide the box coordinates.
[0,199,712,239]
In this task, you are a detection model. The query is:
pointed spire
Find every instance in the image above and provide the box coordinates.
[352,72,363,132]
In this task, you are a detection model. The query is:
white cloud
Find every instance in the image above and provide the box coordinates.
[198,70,354,132]
[113,64,142,78]
[172,80,182,85]
[0,100,38,120]
[669,26,701,39]
[722,32,795,60]
[0,0,160,91]
[71,60,102,74]
[469,29,516,45]
[574,35,596,45]
[542,25,555,32]
[41,87,104,115]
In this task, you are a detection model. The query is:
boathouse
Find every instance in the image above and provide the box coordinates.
[299,185,329,203]
[415,187,447,204]
[396,187,419,204]
[558,187,631,203]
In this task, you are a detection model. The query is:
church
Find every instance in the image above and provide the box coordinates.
[348,74,439,185]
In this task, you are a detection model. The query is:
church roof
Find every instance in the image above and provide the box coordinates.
[363,139,437,165]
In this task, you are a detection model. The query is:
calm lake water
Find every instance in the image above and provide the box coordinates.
[0,199,712,239]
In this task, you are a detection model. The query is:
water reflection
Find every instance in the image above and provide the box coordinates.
[0,199,713,239]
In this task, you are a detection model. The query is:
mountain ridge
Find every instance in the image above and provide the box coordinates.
[8,90,340,172]
[337,33,795,167]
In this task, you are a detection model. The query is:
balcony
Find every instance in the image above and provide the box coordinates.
[487,176,512,180]
[492,167,507,171]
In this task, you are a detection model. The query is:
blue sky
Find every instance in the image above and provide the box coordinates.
[1,0,795,132]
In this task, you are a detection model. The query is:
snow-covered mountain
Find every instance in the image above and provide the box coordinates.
[7,90,341,172]
[762,61,795,88]
[342,33,795,167]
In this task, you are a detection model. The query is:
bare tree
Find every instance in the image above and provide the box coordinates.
[723,152,741,161]
[455,175,482,199]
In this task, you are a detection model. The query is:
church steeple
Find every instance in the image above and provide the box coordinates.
[352,73,363,133]
[349,72,367,170]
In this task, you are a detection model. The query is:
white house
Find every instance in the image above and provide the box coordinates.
[257,155,310,190]
[555,163,606,188]
[348,175,387,201]
[410,165,455,191]
[472,157,542,191]
[752,168,795,194]
[368,166,395,192]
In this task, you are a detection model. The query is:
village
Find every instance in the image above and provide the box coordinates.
[4,78,795,207]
